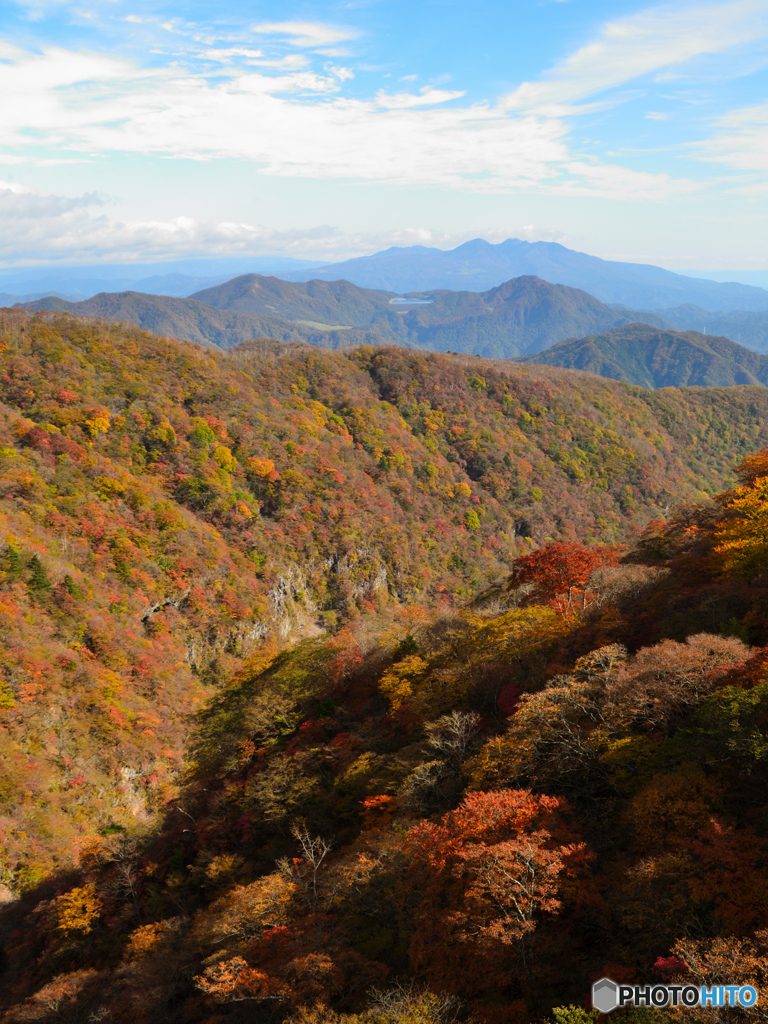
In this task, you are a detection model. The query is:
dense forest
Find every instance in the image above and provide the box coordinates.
[2,311,768,1023]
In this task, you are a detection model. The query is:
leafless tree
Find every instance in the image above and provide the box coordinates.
[278,819,332,911]
[426,710,482,766]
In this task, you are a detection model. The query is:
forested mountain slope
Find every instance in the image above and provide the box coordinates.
[2,311,768,887]
[192,273,672,357]
[13,290,366,350]
[4,432,768,1024]
[521,323,768,387]
[191,274,396,324]
[390,277,669,357]
[17,275,669,358]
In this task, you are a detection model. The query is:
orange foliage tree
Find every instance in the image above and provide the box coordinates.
[195,956,282,1004]
[407,790,592,996]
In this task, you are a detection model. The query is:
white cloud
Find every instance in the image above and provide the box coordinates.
[202,47,265,60]
[559,160,699,199]
[690,102,768,172]
[0,179,571,262]
[375,87,466,109]
[0,180,102,219]
[329,66,355,82]
[198,47,313,72]
[0,37,699,202]
[0,182,329,261]
[645,111,668,120]
[247,55,310,70]
[503,0,768,113]
[251,21,360,48]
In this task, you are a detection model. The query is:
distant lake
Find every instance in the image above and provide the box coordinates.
[390,297,434,305]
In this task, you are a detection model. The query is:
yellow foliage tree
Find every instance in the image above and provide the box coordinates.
[82,406,111,439]
[715,474,768,577]
[379,655,429,711]
[125,918,182,959]
[54,882,101,935]
[192,870,297,949]
[379,606,566,718]
[467,676,603,792]
[213,445,237,472]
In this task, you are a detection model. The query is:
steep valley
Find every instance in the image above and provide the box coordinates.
[2,312,768,1023]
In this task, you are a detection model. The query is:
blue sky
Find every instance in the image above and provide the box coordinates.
[3,0,768,269]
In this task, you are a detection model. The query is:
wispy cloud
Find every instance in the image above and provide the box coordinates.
[198,48,310,72]
[503,0,768,113]
[0,41,697,201]
[251,21,361,49]
[375,87,466,109]
[689,102,768,173]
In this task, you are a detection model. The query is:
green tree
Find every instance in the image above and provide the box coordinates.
[27,554,52,593]
[3,545,23,582]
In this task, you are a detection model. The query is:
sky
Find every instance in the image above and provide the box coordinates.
[2,0,768,270]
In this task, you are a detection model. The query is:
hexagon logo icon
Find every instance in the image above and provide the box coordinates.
[593,978,618,1014]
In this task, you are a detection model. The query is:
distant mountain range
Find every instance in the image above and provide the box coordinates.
[5,242,768,314]
[0,273,250,303]
[641,305,768,353]
[15,290,323,350]
[17,274,672,358]
[278,238,768,312]
[521,323,768,388]
[0,256,323,303]
[679,268,768,290]
[0,290,81,305]
[17,269,768,383]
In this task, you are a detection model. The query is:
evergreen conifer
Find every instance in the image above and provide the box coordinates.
[27,555,52,593]
[5,546,23,582]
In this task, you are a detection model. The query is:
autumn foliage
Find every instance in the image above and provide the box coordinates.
[507,541,618,614]
[4,317,768,1024]
[408,789,591,953]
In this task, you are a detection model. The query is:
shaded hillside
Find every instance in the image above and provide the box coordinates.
[521,323,768,387]
[19,275,670,358]
[279,236,768,311]
[192,273,670,356]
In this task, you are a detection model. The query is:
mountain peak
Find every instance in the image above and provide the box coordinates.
[369,244,441,258]
[279,239,768,312]
[451,238,498,254]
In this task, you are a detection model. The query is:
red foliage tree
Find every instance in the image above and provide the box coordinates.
[507,542,618,615]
